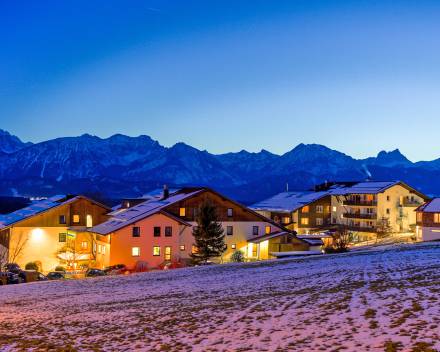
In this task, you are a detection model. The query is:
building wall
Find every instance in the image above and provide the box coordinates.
[419,227,440,242]
[107,214,287,269]
[296,196,332,234]
[331,184,425,238]
[4,198,110,272]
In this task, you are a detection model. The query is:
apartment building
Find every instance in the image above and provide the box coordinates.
[89,187,310,269]
[328,181,428,241]
[250,191,332,235]
[0,195,111,272]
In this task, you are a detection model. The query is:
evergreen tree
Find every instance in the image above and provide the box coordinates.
[190,200,226,264]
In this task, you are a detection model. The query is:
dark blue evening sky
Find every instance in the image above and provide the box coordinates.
[1,0,440,160]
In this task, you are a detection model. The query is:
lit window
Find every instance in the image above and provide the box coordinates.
[283,217,290,224]
[252,244,257,257]
[132,247,140,257]
[180,245,185,251]
[97,245,102,254]
[93,242,97,252]
[302,206,309,213]
[227,226,233,236]
[153,227,161,237]
[191,245,198,254]
[81,241,88,249]
[73,215,80,223]
[165,226,172,237]
[301,218,309,225]
[59,233,67,243]
[227,208,233,217]
[434,214,440,223]
[86,214,93,228]
[153,246,161,256]
[265,226,271,234]
[179,207,186,217]
[253,226,259,236]
[316,218,323,226]
[231,244,236,249]
[417,212,422,222]
[132,227,140,237]
[59,215,66,225]
[332,206,337,212]
[316,205,323,213]
[102,246,106,255]
[165,246,171,261]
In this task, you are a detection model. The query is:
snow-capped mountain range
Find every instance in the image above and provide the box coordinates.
[1,129,440,203]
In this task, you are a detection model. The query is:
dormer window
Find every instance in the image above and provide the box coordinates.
[73,215,80,224]
[179,207,186,217]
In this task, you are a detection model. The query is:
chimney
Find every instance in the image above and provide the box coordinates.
[163,184,169,199]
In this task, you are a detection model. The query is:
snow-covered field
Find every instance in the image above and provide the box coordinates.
[1,243,440,352]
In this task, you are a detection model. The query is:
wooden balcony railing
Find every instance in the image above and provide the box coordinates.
[343,213,377,220]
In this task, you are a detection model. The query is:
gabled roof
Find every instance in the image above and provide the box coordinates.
[0,195,111,230]
[90,188,204,235]
[416,198,440,213]
[328,181,428,199]
[250,191,330,212]
[89,187,305,243]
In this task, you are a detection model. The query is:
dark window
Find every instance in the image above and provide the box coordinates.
[154,226,161,237]
[227,226,233,236]
[59,215,66,225]
[132,227,140,237]
[386,208,390,215]
[165,226,172,237]
[227,208,233,217]
[59,233,67,243]
[253,226,259,236]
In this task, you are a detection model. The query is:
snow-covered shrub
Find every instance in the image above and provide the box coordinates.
[230,250,245,263]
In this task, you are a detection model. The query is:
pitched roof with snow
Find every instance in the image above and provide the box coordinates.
[0,195,76,230]
[250,191,330,212]
[90,189,204,235]
[416,198,440,212]
[328,181,401,195]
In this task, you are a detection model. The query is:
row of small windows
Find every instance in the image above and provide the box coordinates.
[179,207,234,217]
[132,226,173,237]
[301,205,331,213]
[59,214,93,227]
[131,244,238,258]
[132,225,271,237]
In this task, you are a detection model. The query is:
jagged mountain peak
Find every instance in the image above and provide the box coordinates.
[0,129,32,154]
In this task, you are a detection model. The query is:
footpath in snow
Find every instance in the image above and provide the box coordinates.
[1,242,440,351]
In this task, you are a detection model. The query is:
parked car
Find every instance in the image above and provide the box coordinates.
[0,271,21,285]
[104,264,127,275]
[3,263,26,283]
[37,273,48,281]
[85,269,107,277]
[46,272,65,280]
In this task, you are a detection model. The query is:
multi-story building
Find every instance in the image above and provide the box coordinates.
[89,187,310,269]
[415,198,440,241]
[0,195,111,272]
[250,191,332,234]
[252,180,428,243]
[328,181,428,241]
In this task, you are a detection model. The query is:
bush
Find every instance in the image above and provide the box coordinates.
[230,250,245,263]
[55,266,66,272]
[323,246,348,254]
[25,262,39,271]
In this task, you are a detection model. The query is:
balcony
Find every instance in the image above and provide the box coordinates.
[401,200,423,207]
[343,213,377,220]
[343,200,377,206]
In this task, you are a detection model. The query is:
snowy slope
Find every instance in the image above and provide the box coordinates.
[1,243,440,351]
